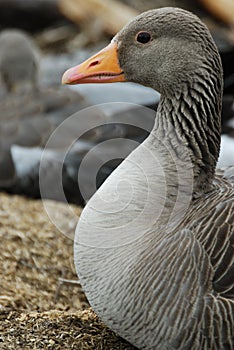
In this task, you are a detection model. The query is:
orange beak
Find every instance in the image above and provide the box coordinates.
[62,42,125,85]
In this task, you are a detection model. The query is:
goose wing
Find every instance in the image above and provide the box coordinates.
[193,196,234,299]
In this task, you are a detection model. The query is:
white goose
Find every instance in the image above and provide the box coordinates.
[63,8,234,350]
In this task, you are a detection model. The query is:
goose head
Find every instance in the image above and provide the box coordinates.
[63,8,223,192]
[62,7,222,96]
[0,29,39,93]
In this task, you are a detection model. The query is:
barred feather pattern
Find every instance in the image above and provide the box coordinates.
[156,67,222,194]
[76,171,234,349]
[76,88,234,349]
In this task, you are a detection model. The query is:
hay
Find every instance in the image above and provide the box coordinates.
[0,193,135,349]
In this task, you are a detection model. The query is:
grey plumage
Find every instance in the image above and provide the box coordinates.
[67,7,234,350]
[0,29,39,93]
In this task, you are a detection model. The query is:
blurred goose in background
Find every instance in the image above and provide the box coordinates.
[63,7,234,349]
[0,29,39,94]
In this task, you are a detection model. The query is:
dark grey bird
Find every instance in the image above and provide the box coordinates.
[63,7,234,349]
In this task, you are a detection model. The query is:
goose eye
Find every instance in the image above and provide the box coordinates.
[136,31,151,44]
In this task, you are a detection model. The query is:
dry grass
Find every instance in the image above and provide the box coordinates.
[0,193,135,349]
[0,309,135,349]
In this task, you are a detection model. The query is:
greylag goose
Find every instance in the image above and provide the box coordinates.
[0,29,39,94]
[63,7,234,349]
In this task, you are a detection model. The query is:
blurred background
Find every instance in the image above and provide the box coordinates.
[0,0,234,205]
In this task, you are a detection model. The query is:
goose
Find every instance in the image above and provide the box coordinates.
[62,7,234,349]
[0,29,90,187]
[0,29,39,94]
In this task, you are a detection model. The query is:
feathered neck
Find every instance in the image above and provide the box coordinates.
[153,68,223,195]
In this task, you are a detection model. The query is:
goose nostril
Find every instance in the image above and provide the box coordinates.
[88,60,100,68]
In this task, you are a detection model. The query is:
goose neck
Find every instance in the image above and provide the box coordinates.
[151,81,222,195]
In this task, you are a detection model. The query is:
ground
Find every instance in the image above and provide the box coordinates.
[0,193,135,349]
